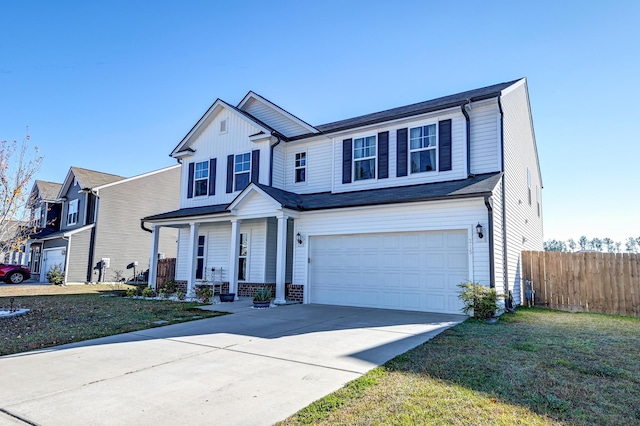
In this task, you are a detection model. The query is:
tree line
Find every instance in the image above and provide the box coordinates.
[544,236,640,253]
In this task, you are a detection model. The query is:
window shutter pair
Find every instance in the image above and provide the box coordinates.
[225,150,260,194]
[396,119,452,177]
[186,159,217,198]
[341,132,389,183]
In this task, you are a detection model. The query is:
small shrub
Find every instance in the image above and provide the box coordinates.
[158,290,168,299]
[196,286,213,303]
[253,287,272,302]
[46,264,65,285]
[162,280,177,295]
[125,287,137,297]
[141,286,156,298]
[457,282,503,319]
[176,290,186,301]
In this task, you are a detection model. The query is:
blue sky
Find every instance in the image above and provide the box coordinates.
[2,1,638,243]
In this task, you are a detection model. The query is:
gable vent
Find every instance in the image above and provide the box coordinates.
[219,119,227,134]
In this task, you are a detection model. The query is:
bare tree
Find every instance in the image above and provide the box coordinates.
[0,131,43,260]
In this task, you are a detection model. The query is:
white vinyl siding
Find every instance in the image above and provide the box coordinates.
[241,98,311,138]
[469,100,501,174]
[283,138,333,193]
[331,110,466,193]
[179,110,266,208]
[501,79,544,306]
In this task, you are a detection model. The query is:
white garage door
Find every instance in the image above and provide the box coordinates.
[41,248,66,283]
[309,230,469,313]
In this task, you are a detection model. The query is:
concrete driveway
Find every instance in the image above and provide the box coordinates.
[0,302,465,426]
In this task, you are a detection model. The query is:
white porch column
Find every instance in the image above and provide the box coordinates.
[186,222,199,298]
[228,219,241,299]
[148,225,160,290]
[274,214,288,305]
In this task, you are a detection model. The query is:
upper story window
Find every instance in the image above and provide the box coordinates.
[67,199,78,226]
[194,161,209,197]
[410,124,437,173]
[354,136,376,181]
[295,152,306,183]
[33,206,42,227]
[234,153,251,191]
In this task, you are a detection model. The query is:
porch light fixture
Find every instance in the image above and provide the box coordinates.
[296,232,303,245]
[476,223,484,239]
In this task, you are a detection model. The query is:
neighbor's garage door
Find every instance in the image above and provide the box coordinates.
[309,230,469,313]
[41,248,66,283]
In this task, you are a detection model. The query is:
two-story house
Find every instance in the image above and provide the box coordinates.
[26,180,63,280]
[143,78,543,314]
[30,165,181,284]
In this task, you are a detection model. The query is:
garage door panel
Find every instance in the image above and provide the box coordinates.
[310,230,469,314]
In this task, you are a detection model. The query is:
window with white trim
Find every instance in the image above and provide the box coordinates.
[238,232,248,281]
[234,153,251,191]
[33,206,42,227]
[194,161,209,197]
[410,123,437,173]
[295,152,306,183]
[196,235,206,279]
[536,186,541,217]
[353,136,376,181]
[67,200,78,225]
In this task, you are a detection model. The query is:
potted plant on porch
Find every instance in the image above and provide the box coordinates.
[253,287,272,308]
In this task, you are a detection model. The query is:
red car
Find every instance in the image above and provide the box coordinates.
[0,264,31,284]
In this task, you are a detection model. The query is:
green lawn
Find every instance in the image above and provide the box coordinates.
[280,308,640,426]
[1,285,225,356]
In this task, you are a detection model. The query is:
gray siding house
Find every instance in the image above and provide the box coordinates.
[30,166,180,283]
[26,180,63,280]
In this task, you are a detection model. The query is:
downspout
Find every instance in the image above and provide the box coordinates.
[140,219,152,233]
[484,195,495,288]
[461,103,471,177]
[86,189,98,283]
[269,132,282,187]
[498,97,509,295]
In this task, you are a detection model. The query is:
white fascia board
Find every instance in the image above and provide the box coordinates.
[171,99,272,157]
[499,77,526,96]
[238,91,319,134]
[144,213,233,227]
[93,164,181,192]
[63,224,95,237]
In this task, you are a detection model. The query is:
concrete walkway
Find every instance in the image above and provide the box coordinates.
[0,303,465,426]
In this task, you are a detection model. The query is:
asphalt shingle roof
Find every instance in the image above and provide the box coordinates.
[143,204,229,221]
[71,166,125,189]
[34,180,62,201]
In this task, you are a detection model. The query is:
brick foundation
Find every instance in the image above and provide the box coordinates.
[169,281,302,302]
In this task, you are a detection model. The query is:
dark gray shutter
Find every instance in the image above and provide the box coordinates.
[342,139,352,184]
[439,119,452,171]
[396,128,408,177]
[187,162,194,198]
[226,155,234,193]
[208,158,217,196]
[378,131,389,179]
[251,150,260,184]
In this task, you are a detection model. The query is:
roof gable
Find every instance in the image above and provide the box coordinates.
[237,92,318,138]
[59,167,125,197]
[171,99,274,157]
[30,180,62,203]
[227,184,283,215]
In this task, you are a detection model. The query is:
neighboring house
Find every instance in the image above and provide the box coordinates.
[143,78,543,314]
[0,219,30,266]
[29,166,180,284]
[26,180,63,280]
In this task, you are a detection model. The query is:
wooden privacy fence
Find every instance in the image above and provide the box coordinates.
[156,258,176,287]
[522,251,640,317]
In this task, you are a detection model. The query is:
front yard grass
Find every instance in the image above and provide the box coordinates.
[1,284,225,356]
[280,308,640,426]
